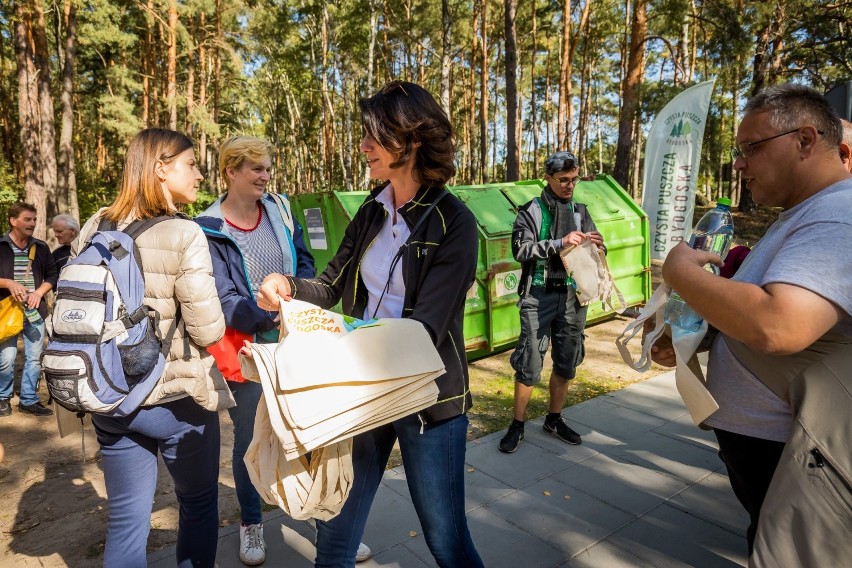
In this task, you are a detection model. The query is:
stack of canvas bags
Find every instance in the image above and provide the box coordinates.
[242,298,443,519]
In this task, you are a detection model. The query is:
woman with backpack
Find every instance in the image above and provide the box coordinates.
[255,81,484,568]
[75,128,233,568]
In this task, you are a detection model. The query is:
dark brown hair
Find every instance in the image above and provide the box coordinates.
[360,80,456,186]
[8,202,37,221]
[746,84,843,148]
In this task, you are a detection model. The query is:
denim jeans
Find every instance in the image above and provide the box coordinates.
[92,397,220,568]
[227,380,263,525]
[0,319,45,406]
[315,413,483,568]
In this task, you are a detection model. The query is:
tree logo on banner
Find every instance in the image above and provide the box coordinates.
[669,119,693,138]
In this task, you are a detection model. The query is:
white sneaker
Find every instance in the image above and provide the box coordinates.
[239,523,266,566]
[308,519,371,563]
[355,542,372,562]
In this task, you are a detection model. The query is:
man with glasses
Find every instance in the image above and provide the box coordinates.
[651,84,852,560]
[499,151,605,453]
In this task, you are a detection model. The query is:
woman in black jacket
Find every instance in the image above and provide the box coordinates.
[256,81,483,568]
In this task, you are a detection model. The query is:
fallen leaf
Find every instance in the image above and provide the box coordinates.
[467,467,475,473]
[543,491,551,496]
[408,530,418,537]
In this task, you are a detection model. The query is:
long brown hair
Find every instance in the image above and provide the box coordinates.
[103,128,194,222]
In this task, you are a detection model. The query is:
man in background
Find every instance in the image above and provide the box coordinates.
[0,203,57,417]
[499,151,604,453]
[51,214,79,272]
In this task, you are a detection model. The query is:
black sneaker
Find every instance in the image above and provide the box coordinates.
[18,402,54,416]
[0,398,10,417]
[543,416,582,445]
[498,422,525,453]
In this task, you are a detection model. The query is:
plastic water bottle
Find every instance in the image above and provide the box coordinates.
[664,198,735,331]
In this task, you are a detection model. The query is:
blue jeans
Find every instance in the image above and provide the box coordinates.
[92,397,220,568]
[0,319,45,406]
[227,380,263,524]
[315,413,483,568]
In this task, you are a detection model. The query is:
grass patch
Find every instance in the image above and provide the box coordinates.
[385,363,643,469]
[466,367,636,441]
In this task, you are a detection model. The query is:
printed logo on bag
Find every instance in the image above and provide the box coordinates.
[289,307,343,333]
[60,309,86,323]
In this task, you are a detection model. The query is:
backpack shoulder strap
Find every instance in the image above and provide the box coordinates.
[123,215,175,241]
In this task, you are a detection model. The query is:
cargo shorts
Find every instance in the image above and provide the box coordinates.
[510,286,587,386]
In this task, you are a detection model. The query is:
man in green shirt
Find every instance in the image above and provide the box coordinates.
[499,152,604,453]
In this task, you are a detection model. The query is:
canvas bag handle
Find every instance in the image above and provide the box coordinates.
[616,283,719,426]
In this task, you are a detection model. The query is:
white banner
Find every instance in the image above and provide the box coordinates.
[641,80,715,261]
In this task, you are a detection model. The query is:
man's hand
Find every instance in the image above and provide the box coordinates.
[25,290,42,310]
[257,274,292,311]
[2,279,28,303]
[585,230,604,247]
[661,242,722,285]
[643,318,676,367]
[562,231,586,247]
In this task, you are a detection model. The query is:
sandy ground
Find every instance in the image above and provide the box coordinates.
[0,314,661,567]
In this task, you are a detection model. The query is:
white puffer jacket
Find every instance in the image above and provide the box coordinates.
[75,209,235,411]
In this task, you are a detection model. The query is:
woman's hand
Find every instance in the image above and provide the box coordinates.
[239,339,253,358]
[257,273,292,311]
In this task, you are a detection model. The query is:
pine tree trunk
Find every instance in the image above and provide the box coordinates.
[32,0,57,238]
[613,0,645,190]
[167,0,178,131]
[57,0,78,221]
[14,0,46,232]
[0,27,16,167]
[198,10,208,175]
[479,0,489,183]
[530,0,539,175]
[557,0,571,150]
[504,0,520,181]
[186,16,196,136]
[143,0,154,127]
[440,0,451,116]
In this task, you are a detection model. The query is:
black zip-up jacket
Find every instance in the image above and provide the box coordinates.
[284,184,478,423]
[0,234,58,319]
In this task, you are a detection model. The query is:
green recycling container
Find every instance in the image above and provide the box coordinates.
[289,174,650,359]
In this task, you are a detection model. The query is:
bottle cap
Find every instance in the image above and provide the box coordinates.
[717,197,732,207]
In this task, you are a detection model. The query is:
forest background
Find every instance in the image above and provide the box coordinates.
[0,0,849,242]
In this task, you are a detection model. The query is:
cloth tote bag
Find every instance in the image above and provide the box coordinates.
[560,239,626,312]
[615,284,719,426]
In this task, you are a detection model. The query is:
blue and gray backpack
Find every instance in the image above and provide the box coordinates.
[43,216,177,416]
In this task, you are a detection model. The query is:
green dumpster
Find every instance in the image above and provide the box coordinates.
[289,174,650,359]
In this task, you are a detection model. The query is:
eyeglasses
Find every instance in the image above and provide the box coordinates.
[550,175,579,187]
[730,128,823,161]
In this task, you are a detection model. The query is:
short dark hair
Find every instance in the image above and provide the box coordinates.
[360,80,456,186]
[8,202,36,221]
[544,151,579,175]
[745,84,843,148]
